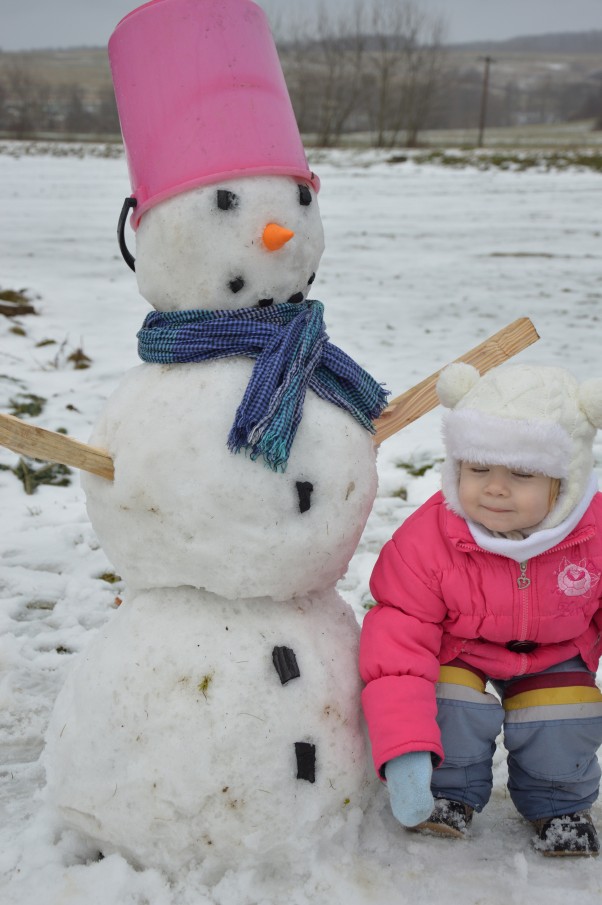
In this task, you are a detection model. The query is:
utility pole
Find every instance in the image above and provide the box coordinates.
[477,55,495,147]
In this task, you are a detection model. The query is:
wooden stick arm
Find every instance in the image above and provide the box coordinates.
[0,317,538,481]
[0,412,114,481]
[372,317,539,445]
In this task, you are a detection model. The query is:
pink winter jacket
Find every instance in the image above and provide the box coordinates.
[359,491,602,776]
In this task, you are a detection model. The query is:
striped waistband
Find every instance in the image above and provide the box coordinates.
[439,659,486,694]
[437,661,602,711]
[503,670,602,711]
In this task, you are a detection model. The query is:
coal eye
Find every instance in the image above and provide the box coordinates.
[217,190,240,211]
[298,185,312,206]
[229,276,245,293]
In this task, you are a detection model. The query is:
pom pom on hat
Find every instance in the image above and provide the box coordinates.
[436,363,480,409]
[579,378,602,429]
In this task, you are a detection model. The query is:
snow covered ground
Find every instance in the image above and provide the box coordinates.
[1,143,602,903]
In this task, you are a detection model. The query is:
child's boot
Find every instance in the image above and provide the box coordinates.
[532,812,600,857]
[413,798,474,838]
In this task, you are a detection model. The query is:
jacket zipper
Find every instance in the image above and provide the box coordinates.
[517,560,531,645]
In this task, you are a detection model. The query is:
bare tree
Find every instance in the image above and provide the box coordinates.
[364,0,447,147]
[281,2,369,147]
[3,63,50,137]
[365,0,406,147]
[95,85,121,135]
[0,75,8,131]
[278,10,317,136]
[399,14,447,146]
[592,85,602,131]
[312,2,369,146]
[61,85,93,133]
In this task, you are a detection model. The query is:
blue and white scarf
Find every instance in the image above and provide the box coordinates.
[137,300,388,472]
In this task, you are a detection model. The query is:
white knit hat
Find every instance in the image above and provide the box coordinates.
[437,363,602,529]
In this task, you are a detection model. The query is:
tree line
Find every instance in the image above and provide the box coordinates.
[0,0,600,145]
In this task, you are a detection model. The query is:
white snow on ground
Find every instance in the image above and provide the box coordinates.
[1,143,602,903]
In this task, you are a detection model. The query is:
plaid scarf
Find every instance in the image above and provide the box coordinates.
[137,300,388,471]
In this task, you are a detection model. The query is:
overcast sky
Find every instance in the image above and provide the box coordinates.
[1,0,601,51]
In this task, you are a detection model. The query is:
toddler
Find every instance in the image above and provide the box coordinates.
[360,363,602,855]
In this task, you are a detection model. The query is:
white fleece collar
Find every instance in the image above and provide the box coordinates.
[465,472,598,562]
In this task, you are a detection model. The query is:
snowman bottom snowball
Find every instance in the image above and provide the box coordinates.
[43,587,372,873]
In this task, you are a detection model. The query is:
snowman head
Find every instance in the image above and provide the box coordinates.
[134,175,325,312]
[109,0,323,313]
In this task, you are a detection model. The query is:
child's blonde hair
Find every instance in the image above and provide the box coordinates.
[549,477,561,513]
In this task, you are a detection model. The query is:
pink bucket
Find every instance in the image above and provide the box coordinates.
[109,0,319,228]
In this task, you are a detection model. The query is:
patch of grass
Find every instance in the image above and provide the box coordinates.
[0,288,37,317]
[9,392,47,417]
[0,289,29,303]
[9,325,27,336]
[198,673,214,700]
[99,571,121,584]
[0,141,124,160]
[11,457,72,494]
[414,150,466,168]
[489,252,555,258]
[391,486,408,500]
[35,338,57,347]
[574,153,602,172]
[44,339,93,370]
[396,460,437,477]
[411,149,602,174]
[67,347,92,369]
[26,600,56,611]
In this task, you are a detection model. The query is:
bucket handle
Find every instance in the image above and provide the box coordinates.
[118,197,138,271]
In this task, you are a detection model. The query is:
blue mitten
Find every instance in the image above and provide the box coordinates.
[384,752,434,827]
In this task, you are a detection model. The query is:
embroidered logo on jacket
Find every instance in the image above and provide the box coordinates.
[555,558,600,599]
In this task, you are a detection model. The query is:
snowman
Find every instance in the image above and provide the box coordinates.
[42,0,387,875]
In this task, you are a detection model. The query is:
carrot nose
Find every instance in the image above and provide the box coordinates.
[263,222,294,251]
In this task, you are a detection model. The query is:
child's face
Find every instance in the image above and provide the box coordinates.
[458,463,553,533]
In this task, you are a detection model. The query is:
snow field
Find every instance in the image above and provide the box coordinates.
[1,145,602,903]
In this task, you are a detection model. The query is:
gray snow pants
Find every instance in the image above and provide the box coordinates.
[432,656,602,821]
